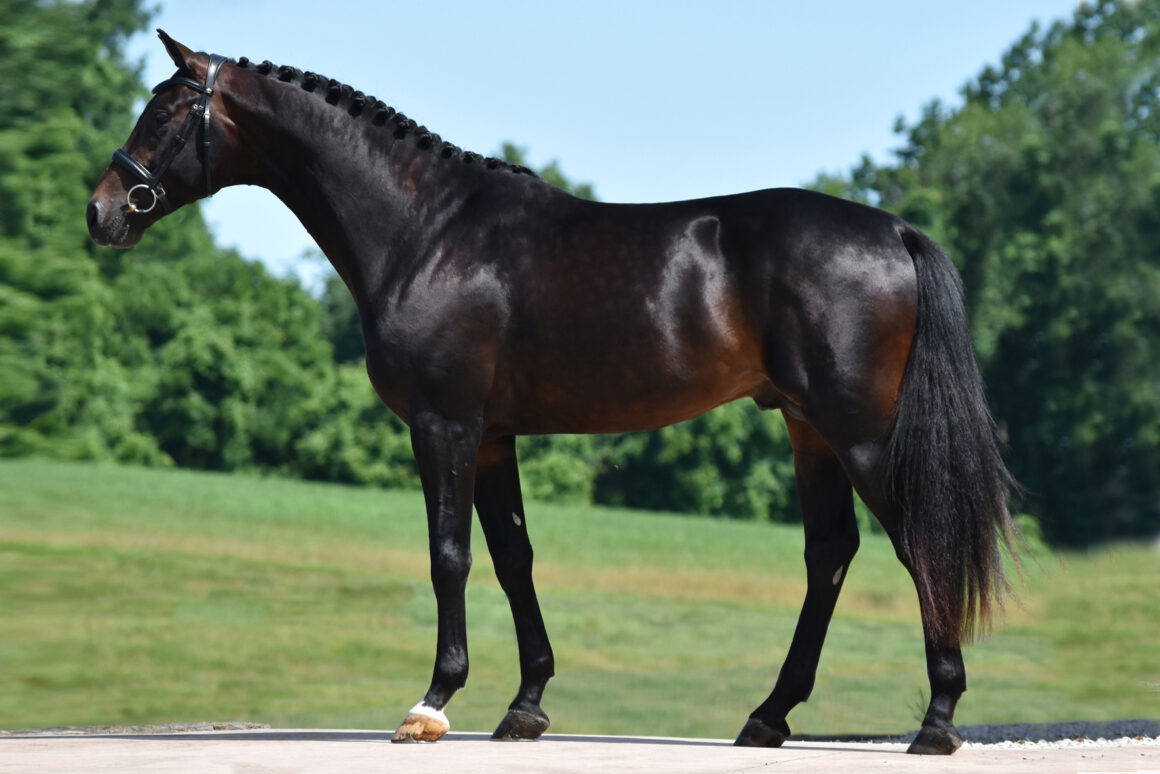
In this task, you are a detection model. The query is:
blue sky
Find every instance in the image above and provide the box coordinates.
[128,1,1080,288]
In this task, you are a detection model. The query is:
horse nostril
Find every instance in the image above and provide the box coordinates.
[86,200,101,231]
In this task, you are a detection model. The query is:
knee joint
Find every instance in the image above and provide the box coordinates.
[431,545,471,592]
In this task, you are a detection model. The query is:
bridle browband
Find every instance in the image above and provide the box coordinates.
[111,53,227,215]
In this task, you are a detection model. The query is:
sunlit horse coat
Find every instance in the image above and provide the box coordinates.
[88,32,1015,755]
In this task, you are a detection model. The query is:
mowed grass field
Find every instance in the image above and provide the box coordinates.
[1,459,1157,737]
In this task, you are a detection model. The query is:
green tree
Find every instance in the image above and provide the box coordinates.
[0,0,389,484]
[818,0,1160,544]
[0,0,157,460]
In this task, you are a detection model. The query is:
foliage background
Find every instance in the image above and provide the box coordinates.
[3,0,1159,546]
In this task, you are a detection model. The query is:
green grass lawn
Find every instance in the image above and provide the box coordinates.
[1,459,1156,737]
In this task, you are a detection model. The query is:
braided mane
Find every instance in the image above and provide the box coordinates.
[235,56,536,177]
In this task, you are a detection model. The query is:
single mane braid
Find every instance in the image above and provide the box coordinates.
[233,53,535,177]
[372,105,394,125]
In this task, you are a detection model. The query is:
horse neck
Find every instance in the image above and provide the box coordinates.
[223,68,490,299]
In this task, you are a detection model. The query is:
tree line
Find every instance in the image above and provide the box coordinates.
[814,0,1160,544]
[2,0,1157,546]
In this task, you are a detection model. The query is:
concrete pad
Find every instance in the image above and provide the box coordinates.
[1,729,1157,774]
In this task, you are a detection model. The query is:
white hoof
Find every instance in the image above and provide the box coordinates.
[392,702,450,743]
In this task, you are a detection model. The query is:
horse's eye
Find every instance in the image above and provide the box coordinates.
[154,109,171,126]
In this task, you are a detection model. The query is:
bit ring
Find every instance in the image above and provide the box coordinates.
[126,183,158,214]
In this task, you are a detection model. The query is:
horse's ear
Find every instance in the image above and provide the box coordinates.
[157,29,195,72]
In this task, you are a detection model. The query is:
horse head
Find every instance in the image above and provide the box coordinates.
[87,30,241,247]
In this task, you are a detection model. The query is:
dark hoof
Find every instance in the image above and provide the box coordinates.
[733,716,790,748]
[906,724,963,755]
[491,708,550,741]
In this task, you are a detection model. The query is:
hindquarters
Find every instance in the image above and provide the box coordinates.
[748,191,1014,647]
[734,194,1014,754]
[751,191,920,446]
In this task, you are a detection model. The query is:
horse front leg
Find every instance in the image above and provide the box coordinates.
[474,436,554,740]
[392,408,481,743]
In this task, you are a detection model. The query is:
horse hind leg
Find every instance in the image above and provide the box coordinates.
[878,506,968,754]
[474,436,554,741]
[735,417,860,747]
[840,436,967,755]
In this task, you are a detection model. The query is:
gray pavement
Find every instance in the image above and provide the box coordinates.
[1,729,1157,773]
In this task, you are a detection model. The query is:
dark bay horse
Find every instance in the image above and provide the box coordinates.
[87,32,1015,755]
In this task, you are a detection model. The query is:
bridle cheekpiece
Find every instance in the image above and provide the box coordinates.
[111,53,227,214]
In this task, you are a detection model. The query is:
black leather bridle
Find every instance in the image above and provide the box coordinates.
[111,53,228,214]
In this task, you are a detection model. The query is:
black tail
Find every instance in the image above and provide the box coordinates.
[888,226,1016,647]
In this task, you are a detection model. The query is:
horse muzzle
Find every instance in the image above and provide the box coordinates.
[86,196,141,248]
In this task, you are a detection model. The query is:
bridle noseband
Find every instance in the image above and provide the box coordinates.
[111,53,227,215]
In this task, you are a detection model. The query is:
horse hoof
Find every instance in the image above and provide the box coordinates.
[391,703,450,743]
[906,723,963,755]
[491,707,550,741]
[733,716,790,747]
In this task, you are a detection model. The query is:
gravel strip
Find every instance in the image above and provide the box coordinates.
[836,719,1160,748]
[957,718,1160,749]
